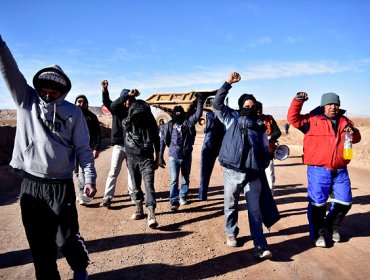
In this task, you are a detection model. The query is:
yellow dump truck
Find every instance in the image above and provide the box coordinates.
[145,90,218,131]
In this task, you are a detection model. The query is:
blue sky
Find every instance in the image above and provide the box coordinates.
[1,0,370,117]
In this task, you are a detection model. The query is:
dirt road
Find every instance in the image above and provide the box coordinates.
[1,136,370,280]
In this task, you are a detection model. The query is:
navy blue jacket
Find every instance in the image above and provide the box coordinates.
[202,111,224,153]
[214,83,270,178]
[160,98,204,158]
[214,82,280,228]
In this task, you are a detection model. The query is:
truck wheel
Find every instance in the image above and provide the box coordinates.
[195,113,207,132]
[156,112,172,125]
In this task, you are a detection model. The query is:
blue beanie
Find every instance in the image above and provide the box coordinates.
[321,92,340,106]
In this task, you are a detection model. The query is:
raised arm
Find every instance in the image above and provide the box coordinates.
[0,35,33,107]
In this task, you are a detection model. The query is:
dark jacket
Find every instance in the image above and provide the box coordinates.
[82,109,101,151]
[102,89,130,146]
[122,100,160,158]
[214,82,270,178]
[160,98,204,158]
[202,111,224,153]
[214,82,280,228]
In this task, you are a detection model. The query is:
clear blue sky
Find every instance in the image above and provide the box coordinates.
[1,0,369,117]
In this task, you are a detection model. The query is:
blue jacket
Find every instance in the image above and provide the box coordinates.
[214,83,270,180]
[202,111,224,153]
[214,82,280,228]
[160,98,204,158]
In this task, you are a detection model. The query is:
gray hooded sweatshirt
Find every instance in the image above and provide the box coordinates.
[0,36,96,184]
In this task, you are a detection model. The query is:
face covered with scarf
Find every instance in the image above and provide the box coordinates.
[238,93,258,120]
[172,105,186,124]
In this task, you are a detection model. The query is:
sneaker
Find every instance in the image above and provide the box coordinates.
[226,236,238,247]
[78,197,87,206]
[170,201,180,211]
[73,270,88,280]
[254,247,272,259]
[100,197,112,207]
[315,235,327,248]
[332,229,341,242]
[180,197,188,205]
[131,204,145,220]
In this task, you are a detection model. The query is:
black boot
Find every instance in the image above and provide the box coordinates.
[325,203,351,242]
[310,204,327,247]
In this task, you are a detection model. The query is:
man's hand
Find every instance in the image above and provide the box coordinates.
[158,156,166,168]
[84,184,97,198]
[295,92,309,102]
[226,72,241,84]
[101,80,109,92]
[129,89,140,97]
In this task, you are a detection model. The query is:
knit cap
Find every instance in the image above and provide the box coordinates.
[321,92,340,106]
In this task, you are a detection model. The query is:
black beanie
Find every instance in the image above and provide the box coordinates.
[238,94,257,109]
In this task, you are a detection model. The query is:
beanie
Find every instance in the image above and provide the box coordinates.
[321,92,340,106]
[33,64,71,94]
[238,94,257,109]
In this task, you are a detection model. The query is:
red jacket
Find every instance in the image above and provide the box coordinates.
[287,98,361,170]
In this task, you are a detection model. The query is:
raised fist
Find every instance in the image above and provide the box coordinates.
[101,80,109,90]
[295,92,309,101]
[226,72,241,84]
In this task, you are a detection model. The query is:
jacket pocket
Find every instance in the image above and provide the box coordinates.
[23,139,71,175]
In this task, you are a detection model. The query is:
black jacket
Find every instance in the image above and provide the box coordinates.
[102,89,130,146]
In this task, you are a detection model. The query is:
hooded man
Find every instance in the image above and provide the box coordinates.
[0,35,96,280]
[213,71,280,260]
[159,94,207,210]
[288,91,361,248]
[74,94,101,205]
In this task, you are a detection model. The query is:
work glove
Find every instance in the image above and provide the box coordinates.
[158,156,166,168]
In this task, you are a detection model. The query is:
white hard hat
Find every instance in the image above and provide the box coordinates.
[275,145,290,160]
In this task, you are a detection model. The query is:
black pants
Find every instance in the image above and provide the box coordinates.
[20,176,90,280]
[127,156,157,208]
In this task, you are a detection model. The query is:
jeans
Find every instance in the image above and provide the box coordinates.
[223,167,267,249]
[127,156,157,208]
[102,145,133,200]
[169,155,192,205]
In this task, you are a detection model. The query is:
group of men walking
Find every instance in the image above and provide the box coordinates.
[0,33,362,280]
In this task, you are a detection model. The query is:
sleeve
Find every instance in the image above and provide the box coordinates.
[93,115,102,151]
[287,98,311,132]
[73,110,97,185]
[269,116,282,141]
[187,98,205,127]
[102,90,113,113]
[0,37,33,107]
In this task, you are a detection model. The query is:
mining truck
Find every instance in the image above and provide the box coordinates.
[145,90,220,132]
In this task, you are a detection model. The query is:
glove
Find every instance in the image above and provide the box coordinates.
[295,92,308,101]
[158,156,166,168]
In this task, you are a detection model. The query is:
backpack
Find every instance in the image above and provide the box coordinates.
[123,100,155,156]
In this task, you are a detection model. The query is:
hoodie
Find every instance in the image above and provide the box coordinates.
[0,37,96,183]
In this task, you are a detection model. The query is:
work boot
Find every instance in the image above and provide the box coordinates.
[131,203,145,220]
[147,206,158,229]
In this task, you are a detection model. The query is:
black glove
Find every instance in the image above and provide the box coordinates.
[158,156,166,168]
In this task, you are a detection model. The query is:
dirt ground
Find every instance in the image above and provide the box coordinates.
[1,118,370,279]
